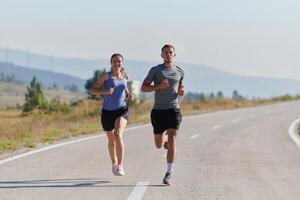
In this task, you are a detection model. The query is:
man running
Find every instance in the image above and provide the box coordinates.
[141,44,184,185]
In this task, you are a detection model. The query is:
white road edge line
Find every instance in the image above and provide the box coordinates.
[189,134,199,140]
[0,124,151,166]
[126,181,150,200]
[288,118,300,147]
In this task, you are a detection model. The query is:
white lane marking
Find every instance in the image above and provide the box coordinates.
[288,118,300,147]
[189,134,199,140]
[127,181,150,200]
[0,124,151,166]
[249,114,257,118]
[211,125,223,130]
[232,118,241,122]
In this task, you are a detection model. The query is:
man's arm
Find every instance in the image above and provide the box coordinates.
[141,79,169,92]
[177,78,184,96]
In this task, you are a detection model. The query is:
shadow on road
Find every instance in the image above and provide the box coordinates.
[0,178,165,188]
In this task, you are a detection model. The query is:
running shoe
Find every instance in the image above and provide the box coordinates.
[116,165,125,176]
[112,164,118,176]
[162,172,172,185]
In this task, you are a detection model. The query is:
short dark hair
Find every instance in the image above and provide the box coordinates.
[161,44,175,52]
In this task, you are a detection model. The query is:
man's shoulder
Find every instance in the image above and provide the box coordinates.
[149,64,163,72]
[175,65,183,71]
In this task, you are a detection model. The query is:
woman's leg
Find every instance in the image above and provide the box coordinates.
[106,130,117,165]
[114,117,127,166]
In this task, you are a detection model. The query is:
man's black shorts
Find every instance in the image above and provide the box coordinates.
[101,106,129,131]
[150,108,182,134]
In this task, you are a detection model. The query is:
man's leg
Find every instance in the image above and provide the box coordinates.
[166,129,177,164]
[154,133,166,149]
[162,128,177,185]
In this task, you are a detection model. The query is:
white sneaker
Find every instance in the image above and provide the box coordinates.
[112,164,118,176]
[116,165,125,176]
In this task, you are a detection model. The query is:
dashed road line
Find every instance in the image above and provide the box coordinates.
[211,125,223,130]
[127,181,150,200]
[189,134,200,140]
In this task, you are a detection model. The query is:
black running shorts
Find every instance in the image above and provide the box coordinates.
[101,106,129,131]
[150,109,182,134]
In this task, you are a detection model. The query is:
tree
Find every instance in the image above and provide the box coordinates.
[232,90,244,101]
[217,91,224,99]
[23,77,48,112]
[85,69,106,91]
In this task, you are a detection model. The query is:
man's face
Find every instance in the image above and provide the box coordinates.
[161,47,176,63]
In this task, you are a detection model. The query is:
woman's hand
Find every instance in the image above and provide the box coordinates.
[127,93,134,101]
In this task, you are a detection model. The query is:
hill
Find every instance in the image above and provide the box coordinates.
[0,62,85,90]
[1,48,300,98]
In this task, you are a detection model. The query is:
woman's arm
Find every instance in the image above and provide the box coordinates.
[89,74,114,96]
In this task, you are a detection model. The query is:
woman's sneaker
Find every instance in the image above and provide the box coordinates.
[116,165,125,176]
[112,164,118,176]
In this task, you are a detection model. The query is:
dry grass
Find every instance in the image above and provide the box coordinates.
[180,98,271,116]
[0,99,101,153]
[0,96,299,155]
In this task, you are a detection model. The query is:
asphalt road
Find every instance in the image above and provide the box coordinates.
[1,101,300,200]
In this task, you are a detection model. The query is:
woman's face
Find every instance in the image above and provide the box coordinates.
[111,56,123,71]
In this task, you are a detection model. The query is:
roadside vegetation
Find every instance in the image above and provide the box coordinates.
[1,95,300,154]
[1,75,300,155]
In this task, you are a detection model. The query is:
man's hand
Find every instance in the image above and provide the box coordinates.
[178,84,184,96]
[156,79,169,90]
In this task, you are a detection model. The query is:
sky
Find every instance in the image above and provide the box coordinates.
[1,0,300,80]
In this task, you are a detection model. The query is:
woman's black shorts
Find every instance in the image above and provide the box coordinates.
[101,106,129,131]
[150,108,182,134]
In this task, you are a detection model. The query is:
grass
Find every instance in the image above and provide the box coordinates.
[298,123,300,137]
[0,95,300,155]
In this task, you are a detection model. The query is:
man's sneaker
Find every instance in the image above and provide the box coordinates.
[162,172,172,185]
[116,165,125,176]
[163,141,168,150]
[112,164,118,176]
